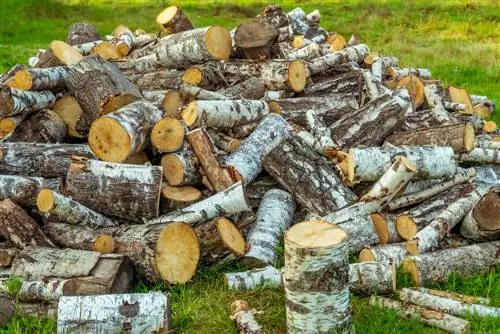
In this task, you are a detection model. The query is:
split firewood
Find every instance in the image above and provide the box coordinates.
[161,185,202,213]
[359,242,408,268]
[156,5,194,34]
[0,142,94,177]
[6,109,67,143]
[37,189,117,228]
[460,190,500,241]
[90,41,122,60]
[5,66,69,91]
[0,86,56,117]
[447,86,474,114]
[243,189,295,267]
[0,293,14,327]
[0,175,60,206]
[284,221,353,333]
[0,199,54,249]
[51,95,84,138]
[35,40,83,68]
[424,84,452,122]
[57,292,171,333]
[385,123,475,153]
[151,117,186,153]
[66,56,142,135]
[142,90,183,116]
[264,133,358,215]
[346,146,456,184]
[225,114,291,184]
[181,99,270,129]
[407,182,492,255]
[0,246,18,268]
[230,300,263,334]
[102,222,199,284]
[185,127,234,192]
[66,22,101,45]
[65,156,163,221]
[370,296,470,334]
[11,247,133,294]
[371,213,402,244]
[206,129,241,153]
[330,91,410,149]
[161,150,202,186]
[146,182,251,228]
[43,222,115,253]
[180,83,228,101]
[456,148,500,164]
[307,44,370,75]
[218,77,266,99]
[399,287,500,318]
[195,217,246,266]
[0,277,77,303]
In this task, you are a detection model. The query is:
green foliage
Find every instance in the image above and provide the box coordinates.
[2,276,22,295]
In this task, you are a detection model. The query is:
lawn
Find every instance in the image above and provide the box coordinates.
[1,0,499,333]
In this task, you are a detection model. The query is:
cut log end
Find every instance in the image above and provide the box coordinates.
[402,258,420,286]
[162,185,202,202]
[371,213,389,244]
[156,6,180,27]
[288,60,307,92]
[406,240,419,256]
[161,154,189,186]
[347,149,356,184]
[205,26,232,61]
[328,34,346,51]
[51,40,83,65]
[164,91,182,117]
[151,117,185,152]
[101,94,139,115]
[286,220,347,248]
[396,215,418,241]
[94,233,115,253]
[182,68,202,86]
[88,117,131,162]
[358,248,376,262]
[483,121,497,133]
[0,118,17,133]
[91,41,120,60]
[155,222,200,284]
[396,75,424,109]
[216,217,246,256]
[52,96,84,138]
[37,188,55,212]
[6,70,32,90]
[464,123,476,152]
[180,102,197,127]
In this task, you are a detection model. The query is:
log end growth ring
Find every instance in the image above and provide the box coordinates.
[288,60,307,93]
[89,117,131,162]
[358,248,376,262]
[161,154,186,186]
[216,217,246,256]
[205,26,232,61]
[37,188,56,212]
[182,67,202,86]
[396,215,418,241]
[402,258,420,286]
[151,117,185,152]
[286,220,347,248]
[94,233,116,253]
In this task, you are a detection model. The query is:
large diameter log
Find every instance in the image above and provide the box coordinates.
[225,114,291,184]
[284,221,354,333]
[235,21,278,60]
[264,134,357,215]
[307,44,370,75]
[43,222,115,253]
[57,292,171,333]
[161,150,202,186]
[0,87,56,117]
[66,22,101,45]
[243,189,295,267]
[399,287,500,318]
[460,191,500,241]
[89,99,163,163]
[103,222,199,284]
[65,156,163,221]
[185,128,234,192]
[0,175,60,206]
[230,300,263,334]
[456,148,500,164]
[37,189,117,229]
[146,182,251,228]
[347,146,456,183]
[66,56,142,135]
[6,67,69,91]
[7,109,67,143]
[402,241,500,287]
[156,5,193,33]
[330,91,410,149]
[126,69,183,91]
[385,123,475,153]
[370,296,470,334]
[0,142,94,178]
[0,199,54,249]
[181,100,270,129]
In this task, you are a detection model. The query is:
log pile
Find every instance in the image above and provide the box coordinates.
[0,3,498,333]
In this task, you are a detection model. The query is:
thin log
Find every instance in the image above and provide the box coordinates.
[6,67,69,91]
[476,134,500,150]
[456,148,500,164]
[230,300,263,334]
[0,294,14,327]
[15,302,58,320]
[206,129,241,153]
[0,278,76,303]
[218,77,266,99]
[424,84,451,122]
[43,222,115,253]
[0,87,56,117]
[180,83,228,101]
[225,266,282,290]
[359,242,408,268]
[0,175,60,206]
[0,247,18,267]
[156,5,193,33]
[161,185,202,213]
[460,191,500,241]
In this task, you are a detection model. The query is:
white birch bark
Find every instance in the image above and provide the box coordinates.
[225,266,282,290]
[388,67,431,79]
[11,67,69,91]
[57,292,171,333]
[230,300,262,334]
[303,109,338,155]
[307,44,370,75]
[359,242,408,268]
[370,296,470,334]
[424,84,451,122]
[225,114,291,184]
[264,90,294,100]
[337,214,380,253]
[0,278,75,302]
[0,175,59,206]
[349,262,395,295]
[362,70,382,101]
[180,83,228,100]
[370,56,383,83]
[73,40,103,55]
[243,189,295,267]
[443,101,467,113]
[285,43,331,60]
[0,87,56,117]
[456,148,500,164]
[475,134,500,150]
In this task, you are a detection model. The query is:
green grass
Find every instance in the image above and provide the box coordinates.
[1,0,500,333]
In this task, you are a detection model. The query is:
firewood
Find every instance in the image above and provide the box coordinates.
[103,222,199,283]
[285,42,332,60]
[110,25,134,56]
[230,300,263,334]
[51,96,84,138]
[206,129,241,153]
[443,101,468,113]
[65,156,163,222]
[0,87,56,117]
[264,134,357,215]
[6,109,67,143]
[387,67,431,80]
[0,294,14,327]
[307,44,370,75]
[424,84,452,122]
[89,99,163,162]
[66,22,100,45]
[359,242,408,268]
[36,41,83,68]
[142,90,183,116]
[460,191,500,241]
[0,64,27,85]
[284,221,353,333]
[264,90,294,100]
[225,266,282,290]
[0,142,94,178]
[57,292,171,333]
[6,66,69,91]
[43,222,114,253]
[407,287,490,305]
[235,21,278,60]
[456,148,500,164]
[161,150,202,186]
[161,185,202,213]
[371,213,403,244]
[225,114,291,184]
[363,69,390,101]
[370,296,470,334]
[156,5,193,34]
[146,182,251,227]
[399,287,500,318]
[124,67,183,91]
[347,146,456,184]
[90,41,121,60]
[11,247,133,294]
[181,100,270,129]
[0,278,77,303]
[72,40,103,55]
[448,86,474,114]
[0,175,60,206]
[66,56,142,135]
[243,189,294,267]
[150,117,185,153]
[0,116,22,139]
[301,71,364,98]
[475,133,500,150]
[385,123,475,153]
[218,77,266,99]
[180,83,228,101]
[0,246,18,268]
[186,128,234,192]
[325,212,379,253]
[330,91,410,149]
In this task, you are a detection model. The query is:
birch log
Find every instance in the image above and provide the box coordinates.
[7,66,69,91]
[66,22,100,45]
[156,5,194,33]
[371,213,402,244]
[284,221,354,334]
[65,156,163,221]
[89,99,163,162]
[161,185,202,213]
[0,87,56,117]
[180,83,228,101]
[460,191,500,241]
[264,134,358,215]
[301,71,363,98]
[43,222,115,253]
[456,148,500,164]
[151,117,186,153]
[347,146,456,183]
[230,300,263,334]
[225,266,282,290]
[225,114,291,184]
[0,175,59,206]
[16,302,58,320]
[0,278,76,303]
[206,129,241,153]
[407,288,490,305]
[328,213,380,253]
[126,69,183,91]
[359,242,408,268]
[243,189,295,267]
[424,84,451,122]
[7,109,67,143]
[218,77,266,100]
[399,287,500,318]
[57,292,171,333]
[349,261,396,295]
[476,134,500,150]
[161,150,202,186]
[181,100,269,129]
[403,241,500,286]
[370,296,470,334]
[307,44,370,75]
